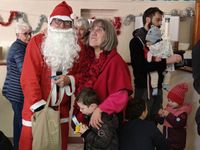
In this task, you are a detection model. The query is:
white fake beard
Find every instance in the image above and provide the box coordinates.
[41,27,80,72]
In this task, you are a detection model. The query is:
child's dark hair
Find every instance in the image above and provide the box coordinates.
[143,7,164,25]
[125,97,146,120]
[76,87,100,106]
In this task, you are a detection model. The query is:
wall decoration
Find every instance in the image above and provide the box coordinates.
[0,7,194,34]
[112,17,121,35]
[185,7,194,17]
[170,7,194,21]
[16,12,29,23]
[0,10,48,34]
[122,7,194,27]
[123,14,135,26]
[170,9,179,16]
[0,11,18,26]
[32,15,48,34]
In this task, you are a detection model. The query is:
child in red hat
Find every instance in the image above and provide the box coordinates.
[156,82,192,150]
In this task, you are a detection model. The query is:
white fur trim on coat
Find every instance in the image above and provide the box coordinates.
[22,117,69,127]
[65,75,75,96]
[49,15,72,25]
[30,100,46,112]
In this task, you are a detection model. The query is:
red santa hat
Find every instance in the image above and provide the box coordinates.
[49,1,73,23]
[167,82,188,105]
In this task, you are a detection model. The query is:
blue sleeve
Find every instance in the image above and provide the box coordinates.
[13,44,26,73]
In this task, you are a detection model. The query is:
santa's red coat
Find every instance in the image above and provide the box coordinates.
[19,33,70,150]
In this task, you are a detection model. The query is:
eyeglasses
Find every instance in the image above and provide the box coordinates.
[52,18,71,27]
[23,32,32,36]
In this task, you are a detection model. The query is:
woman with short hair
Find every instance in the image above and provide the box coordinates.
[72,19,133,131]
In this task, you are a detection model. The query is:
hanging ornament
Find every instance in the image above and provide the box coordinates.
[112,17,121,35]
[185,7,194,17]
[32,15,48,34]
[0,11,18,26]
[179,9,188,21]
[170,9,179,16]
[123,14,135,26]
[16,12,29,23]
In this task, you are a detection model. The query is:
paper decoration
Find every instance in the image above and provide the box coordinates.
[112,17,122,35]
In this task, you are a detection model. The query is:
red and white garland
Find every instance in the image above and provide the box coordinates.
[0,10,48,34]
[0,11,18,26]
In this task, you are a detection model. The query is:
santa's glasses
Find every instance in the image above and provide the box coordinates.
[52,18,71,27]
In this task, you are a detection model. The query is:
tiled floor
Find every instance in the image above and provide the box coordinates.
[68,144,84,150]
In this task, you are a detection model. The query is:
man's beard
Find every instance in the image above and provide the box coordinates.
[148,21,161,29]
[41,27,80,72]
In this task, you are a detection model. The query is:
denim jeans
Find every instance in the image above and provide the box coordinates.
[10,101,23,150]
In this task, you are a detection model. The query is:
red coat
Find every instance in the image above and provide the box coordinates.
[68,41,94,96]
[72,49,133,125]
[19,33,70,150]
[69,41,94,129]
[93,49,132,102]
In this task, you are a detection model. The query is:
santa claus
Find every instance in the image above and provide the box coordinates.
[19,1,80,150]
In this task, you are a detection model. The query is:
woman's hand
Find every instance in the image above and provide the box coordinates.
[54,75,70,88]
[89,107,103,129]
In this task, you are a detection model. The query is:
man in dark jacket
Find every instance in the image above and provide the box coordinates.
[192,40,200,135]
[129,7,182,123]
[2,21,32,150]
